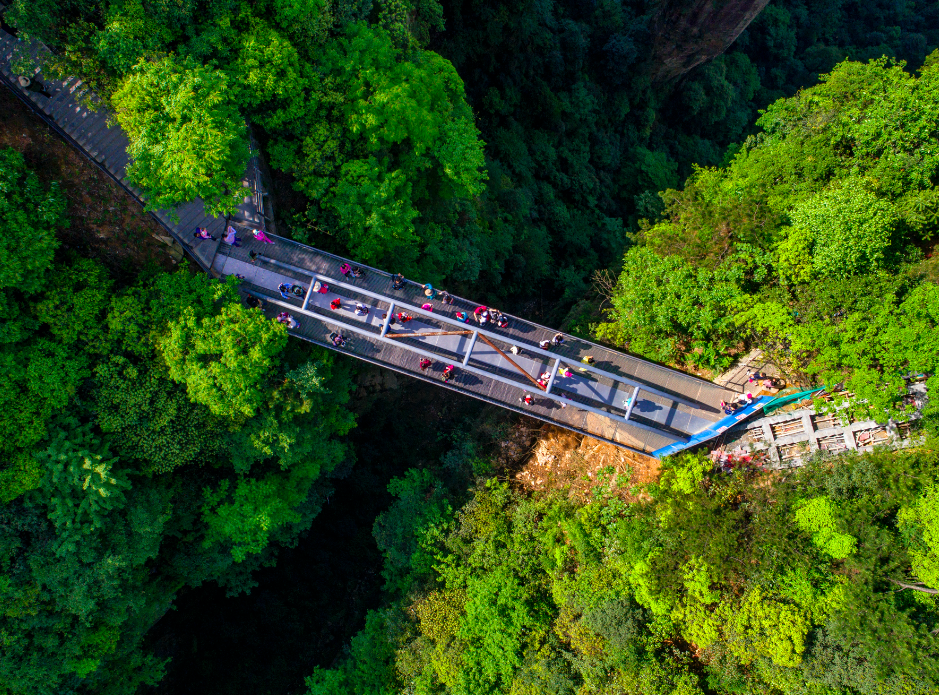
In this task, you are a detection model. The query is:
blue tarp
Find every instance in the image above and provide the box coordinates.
[651,396,772,459]
[762,387,825,415]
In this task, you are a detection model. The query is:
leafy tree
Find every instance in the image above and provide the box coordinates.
[32,424,131,558]
[729,588,811,668]
[0,148,66,293]
[899,486,939,590]
[793,497,858,559]
[92,356,225,475]
[778,179,900,282]
[373,468,452,595]
[643,54,939,268]
[112,57,249,216]
[34,258,113,351]
[594,247,748,370]
[272,22,488,275]
[159,302,288,417]
[737,279,939,425]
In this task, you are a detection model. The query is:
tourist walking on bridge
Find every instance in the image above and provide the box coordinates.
[442,365,455,382]
[18,75,52,98]
[223,226,241,247]
[419,358,432,372]
[253,229,274,244]
[276,312,299,329]
[392,273,406,290]
[194,227,216,240]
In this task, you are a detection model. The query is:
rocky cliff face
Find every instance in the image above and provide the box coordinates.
[647,0,771,83]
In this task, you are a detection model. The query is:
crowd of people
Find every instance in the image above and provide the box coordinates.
[242,261,587,374]
[717,371,787,415]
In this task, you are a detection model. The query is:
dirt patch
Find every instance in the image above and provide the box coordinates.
[0,89,185,283]
[513,425,660,502]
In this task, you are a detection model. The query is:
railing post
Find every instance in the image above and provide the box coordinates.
[463,330,479,366]
[624,387,638,421]
[544,358,562,394]
[380,301,395,337]
[301,278,316,311]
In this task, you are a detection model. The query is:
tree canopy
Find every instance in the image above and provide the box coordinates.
[112,58,249,216]
[0,152,356,692]
[597,55,939,432]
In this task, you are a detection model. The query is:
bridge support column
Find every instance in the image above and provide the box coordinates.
[380,302,395,337]
[463,331,479,366]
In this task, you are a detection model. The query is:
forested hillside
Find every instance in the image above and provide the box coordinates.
[431,0,939,305]
[0,143,355,691]
[595,55,939,409]
[310,446,939,695]
[9,0,938,308]
[1,1,938,694]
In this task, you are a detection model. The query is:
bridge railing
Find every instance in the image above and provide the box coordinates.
[248,254,703,436]
[257,253,703,410]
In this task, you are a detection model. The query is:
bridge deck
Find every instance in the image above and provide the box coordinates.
[0,26,740,456]
[213,230,737,454]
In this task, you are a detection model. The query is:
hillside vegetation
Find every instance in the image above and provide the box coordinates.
[1,2,938,694]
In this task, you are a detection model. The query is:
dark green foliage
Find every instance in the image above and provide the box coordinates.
[314,446,939,695]
[373,468,452,595]
[92,356,225,475]
[0,147,66,293]
[0,154,356,691]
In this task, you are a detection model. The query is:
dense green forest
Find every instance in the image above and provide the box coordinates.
[2,1,939,694]
[9,0,939,306]
[310,446,939,695]
[0,144,356,692]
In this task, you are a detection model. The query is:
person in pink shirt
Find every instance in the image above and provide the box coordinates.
[253,229,275,244]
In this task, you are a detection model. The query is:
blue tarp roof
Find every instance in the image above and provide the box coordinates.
[651,396,772,459]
